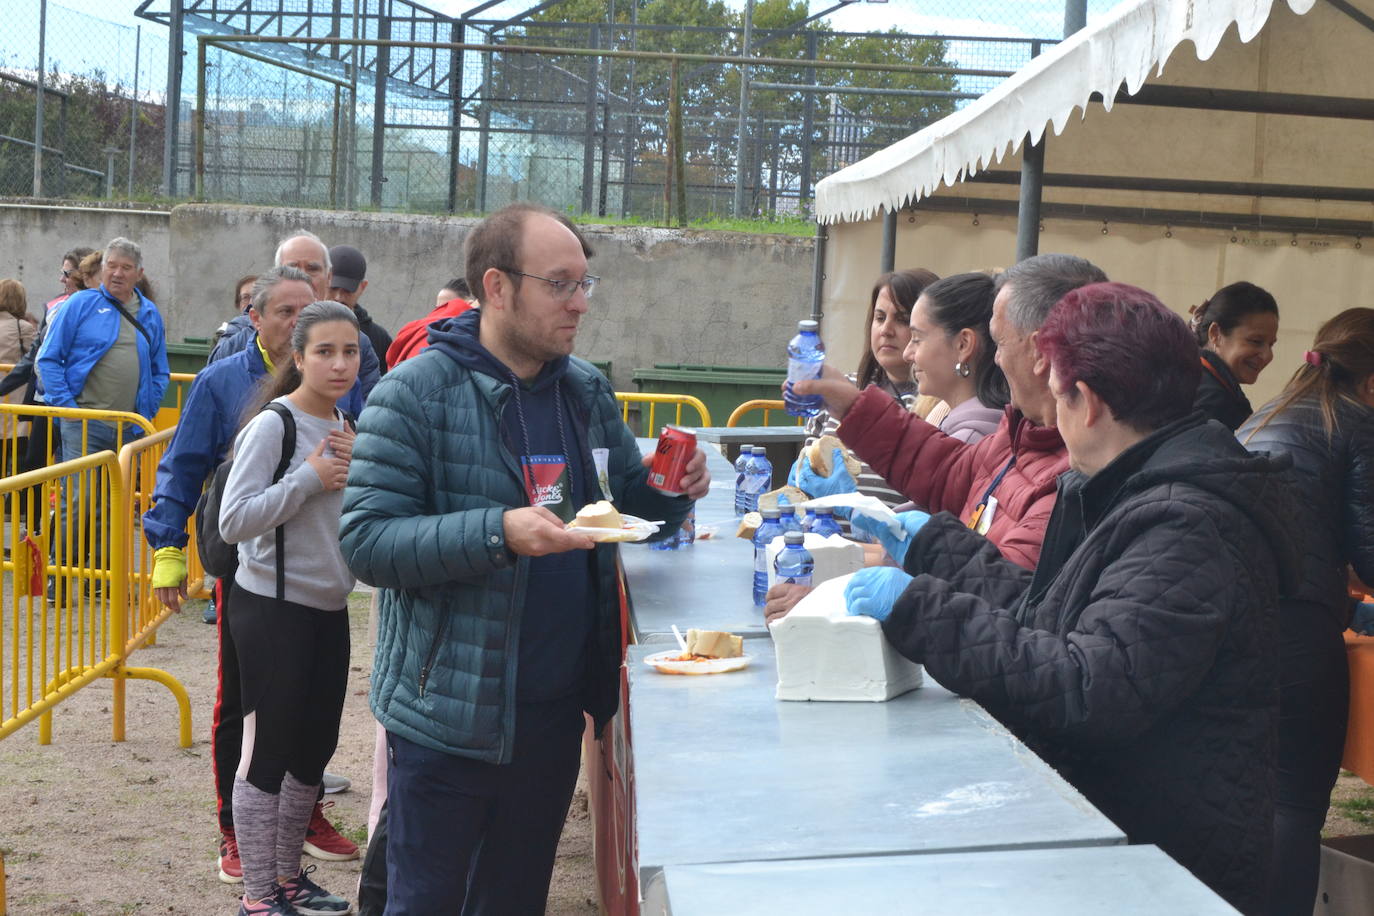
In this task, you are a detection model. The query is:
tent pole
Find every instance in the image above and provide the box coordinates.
[1015,136,1044,262]
[880,208,897,273]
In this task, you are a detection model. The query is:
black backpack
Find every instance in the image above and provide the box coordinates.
[195,402,296,587]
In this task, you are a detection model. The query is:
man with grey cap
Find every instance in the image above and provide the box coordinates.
[327,244,393,371]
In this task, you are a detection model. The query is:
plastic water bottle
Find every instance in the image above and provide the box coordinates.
[785,319,825,418]
[752,509,785,606]
[733,444,755,516]
[774,531,815,587]
[810,506,843,539]
[778,504,803,536]
[801,508,817,532]
[748,446,773,507]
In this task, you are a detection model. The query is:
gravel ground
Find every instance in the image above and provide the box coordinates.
[0,593,598,915]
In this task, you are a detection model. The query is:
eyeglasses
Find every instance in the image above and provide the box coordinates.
[61,269,72,278]
[500,268,599,301]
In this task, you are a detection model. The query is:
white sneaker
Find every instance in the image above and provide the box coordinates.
[321,771,351,794]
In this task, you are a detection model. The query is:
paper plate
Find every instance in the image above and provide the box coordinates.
[643,649,752,675]
[569,514,660,543]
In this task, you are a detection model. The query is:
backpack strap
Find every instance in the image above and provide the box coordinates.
[261,402,297,600]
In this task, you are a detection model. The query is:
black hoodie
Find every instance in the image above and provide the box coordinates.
[428,310,597,703]
[883,413,1298,915]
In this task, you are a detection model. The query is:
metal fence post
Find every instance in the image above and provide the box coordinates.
[194,38,206,200]
[447,20,464,213]
[732,0,754,217]
[477,47,491,212]
[33,0,47,198]
[128,25,140,197]
[162,1,183,198]
[1015,40,1045,263]
[371,4,392,208]
[672,57,685,227]
[800,30,817,211]
[581,24,601,215]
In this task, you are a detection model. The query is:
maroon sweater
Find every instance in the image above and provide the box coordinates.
[837,387,1068,569]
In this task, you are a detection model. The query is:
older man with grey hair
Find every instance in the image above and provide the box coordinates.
[37,235,169,454]
[210,230,380,396]
[767,254,1107,620]
[144,265,364,885]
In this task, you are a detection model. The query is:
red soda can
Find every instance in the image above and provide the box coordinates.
[648,425,697,496]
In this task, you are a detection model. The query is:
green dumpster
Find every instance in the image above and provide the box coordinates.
[632,363,788,429]
[163,338,212,410]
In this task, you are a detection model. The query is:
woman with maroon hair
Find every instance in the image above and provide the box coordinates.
[844,282,1297,915]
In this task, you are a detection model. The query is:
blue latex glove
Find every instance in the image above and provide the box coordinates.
[849,509,932,566]
[844,566,915,622]
[1353,601,1374,636]
[787,447,858,499]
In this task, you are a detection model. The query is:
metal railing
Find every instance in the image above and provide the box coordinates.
[0,405,191,747]
[614,392,711,437]
[726,398,803,427]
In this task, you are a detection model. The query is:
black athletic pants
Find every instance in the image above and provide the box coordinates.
[1269,619,1349,916]
[229,587,349,793]
[213,575,241,832]
[382,696,584,915]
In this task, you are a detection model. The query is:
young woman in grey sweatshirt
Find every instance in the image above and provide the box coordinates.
[218,301,360,916]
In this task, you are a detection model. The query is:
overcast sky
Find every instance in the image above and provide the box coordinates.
[48,0,1129,40]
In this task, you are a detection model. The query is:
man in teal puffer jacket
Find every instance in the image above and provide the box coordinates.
[339,203,707,914]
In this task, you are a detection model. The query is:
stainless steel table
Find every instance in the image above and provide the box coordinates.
[623,439,767,639]
[656,845,1237,915]
[627,640,1126,907]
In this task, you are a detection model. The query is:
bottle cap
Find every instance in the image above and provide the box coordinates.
[815,506,832,515]
[783,531,805,545]
[780,504,796,515]
[798,319,819,332]
[751,446,767,455]
[738,444,753,453]
[761,508,781,519]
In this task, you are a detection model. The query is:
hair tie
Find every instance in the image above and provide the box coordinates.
[1187,303,1204,331]
[1304,350,1324,368]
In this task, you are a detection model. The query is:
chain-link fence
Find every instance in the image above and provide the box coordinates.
[0,2,168,199]
[0,1,1127,215]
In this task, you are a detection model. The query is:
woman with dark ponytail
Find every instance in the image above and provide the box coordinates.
[1190,281,1279,429]
[219,301,361,916]
[1238,308,1374,916]
[904,271,1009,442]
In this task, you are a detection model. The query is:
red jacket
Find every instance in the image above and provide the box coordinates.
[837,386,1068,569]
[385,298,474,368]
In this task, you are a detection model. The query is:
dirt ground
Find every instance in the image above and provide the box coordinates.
[0,592,598,915]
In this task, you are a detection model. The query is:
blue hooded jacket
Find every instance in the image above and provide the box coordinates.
[36,284,170,419]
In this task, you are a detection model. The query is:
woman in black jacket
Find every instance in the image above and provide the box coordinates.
[844,283,1297,915]
[1238,308,1374,916]
[1189,281,1279,429]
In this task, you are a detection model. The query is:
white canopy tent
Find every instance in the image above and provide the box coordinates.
[810,0,1374,407]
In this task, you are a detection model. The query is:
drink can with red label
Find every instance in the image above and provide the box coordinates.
[648,425,696,496]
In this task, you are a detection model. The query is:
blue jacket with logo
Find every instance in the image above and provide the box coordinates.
[36,284,170,419]
[142,337,365,551]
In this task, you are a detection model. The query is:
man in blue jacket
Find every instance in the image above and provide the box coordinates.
[209,229,381,399]
[143,266,363,884]
[37,237,169,455]
[340,203,709,913]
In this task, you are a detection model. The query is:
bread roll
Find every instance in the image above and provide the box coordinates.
[758,485,809,512]
[736,511,763,540]
[808,434,862,479]
[686,629,743,659]
[570,500,623,529]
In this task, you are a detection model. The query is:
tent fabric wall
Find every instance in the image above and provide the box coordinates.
[813,0,1345,224]
[822,210,1374,409]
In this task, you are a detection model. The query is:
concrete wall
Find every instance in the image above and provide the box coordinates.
[0,201,815,391]
[163,204,816,390]
[0,201,172,310]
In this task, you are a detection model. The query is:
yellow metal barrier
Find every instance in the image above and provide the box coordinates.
[154,372,198,430]
[726,398,805,427]
[614,393,711,437]
[0,412,191,748]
